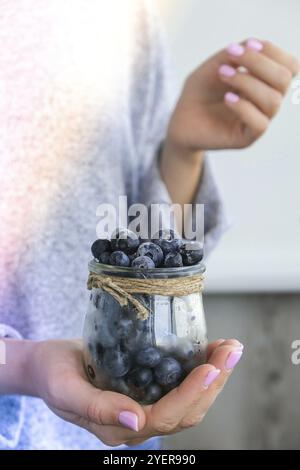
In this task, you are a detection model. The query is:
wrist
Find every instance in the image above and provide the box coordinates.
[0,339,41,396]
[160,135,205,208]
[162,136,205,166]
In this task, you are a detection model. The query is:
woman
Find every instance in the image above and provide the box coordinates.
[0,0,298,450]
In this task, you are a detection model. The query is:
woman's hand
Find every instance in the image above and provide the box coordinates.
[160,38,299,208]
[31,338,243,447]
[166,38,300,152]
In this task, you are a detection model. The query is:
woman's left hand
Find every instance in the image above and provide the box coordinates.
[167,39,300,152]
[34,338,243,447]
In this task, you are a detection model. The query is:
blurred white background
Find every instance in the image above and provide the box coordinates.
[156,0,300,293]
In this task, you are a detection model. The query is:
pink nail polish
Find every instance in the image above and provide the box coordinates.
[203,369,221,388]
[225,350,243,371]
[219,64,236,77]
[118,411,139,432]
[247,38,263,52]
[225,92,240,103]
[227,43,245,57]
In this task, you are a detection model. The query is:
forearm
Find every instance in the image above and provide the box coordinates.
[0,339,38,396]
[160,138,204,207]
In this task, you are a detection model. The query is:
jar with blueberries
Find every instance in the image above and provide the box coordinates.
[82,229,207,404]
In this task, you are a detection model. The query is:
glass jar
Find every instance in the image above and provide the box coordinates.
[83,259,207,404]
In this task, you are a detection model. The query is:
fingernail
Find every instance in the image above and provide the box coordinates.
[225,92,240,103]
[229,339,244,350]
[225,350,243,371]
[227,43,245,57]
[219,64,236,77]
[203,369,221,388]
[118,411,139,432]
[247,38,263,52]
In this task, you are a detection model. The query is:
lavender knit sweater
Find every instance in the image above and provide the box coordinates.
[0,0,227,450]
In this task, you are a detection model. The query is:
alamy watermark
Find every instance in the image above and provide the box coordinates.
[0,340,6,365]
[291,340,300,365]
[95,196,204,243]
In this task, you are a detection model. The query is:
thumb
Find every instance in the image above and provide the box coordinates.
[66,377,146,432]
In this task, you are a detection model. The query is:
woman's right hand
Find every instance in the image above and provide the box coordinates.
[29,337,243,447]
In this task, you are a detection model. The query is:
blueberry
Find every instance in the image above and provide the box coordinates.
[110,251,130,267]
[154,357,183,386]
[103,347,131,377]
[132,255,155,269]
[137,242,163,267]
[96,342,104,358]
[109,317,134,340]
[121,332,142,354]
[145,383,162,403]
[91,239,111,260]
[136,347,162,367]
[128,252,138,264]
[154,238,183,256]
[152,229,175,241]
[130,367,153,388]
[164,252,183,268]
[183,357,197,374]
[110,378,131,396]
[110,228,139,254]
[181,241,204,266]
[136,319,146,331]
[95,322,118,348]
[99,251,111,265]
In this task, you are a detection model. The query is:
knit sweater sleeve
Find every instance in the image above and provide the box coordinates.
[137,2,229,257]
[0,325,25,449]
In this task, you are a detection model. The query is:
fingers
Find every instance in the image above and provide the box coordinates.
[61,375,146,432]
[224,93,269,144]
[137,339,243,437]
[80,339,244,446]
[180,340,244,427]
[206,337,242,359]
[215,38,299,145]
[206,338,226,359]
[219,66,283,118]
[226,39,296,94]
[261,40,300,77]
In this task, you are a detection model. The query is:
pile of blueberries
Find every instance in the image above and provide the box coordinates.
[91,228,204,268]
[87,292,194,404]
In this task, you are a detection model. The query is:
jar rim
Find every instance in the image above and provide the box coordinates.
[88,258,206,278]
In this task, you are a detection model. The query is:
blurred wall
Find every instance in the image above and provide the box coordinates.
[156,0,300,450]
[156,0,300,293]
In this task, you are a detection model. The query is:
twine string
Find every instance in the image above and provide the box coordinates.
[87,272,204,320]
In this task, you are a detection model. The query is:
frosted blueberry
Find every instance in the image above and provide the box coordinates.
[110,251,130,267]
[132,255,155,269]
[164,252,183,268]
[91,239,111,260]
[102,347,131,378]
[137,242,163,267]
[145,383,162,403]
[99,251,111,265]
[110,228,139,254]
[181,241,204,266]
[130,367,153,388]
[136,347,162,368]
[154,357,183,386]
